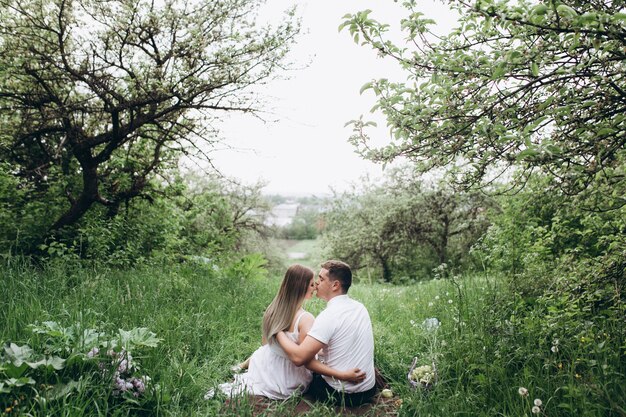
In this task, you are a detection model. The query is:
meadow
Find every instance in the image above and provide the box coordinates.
[2,252,623,417]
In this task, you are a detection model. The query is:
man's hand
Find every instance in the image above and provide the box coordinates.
[339,368,366,383]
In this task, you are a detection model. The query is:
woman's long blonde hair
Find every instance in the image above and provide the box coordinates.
[262,264,314,344]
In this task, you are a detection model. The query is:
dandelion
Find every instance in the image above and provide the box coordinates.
[551,345,559,353]
[447,299,453,304]
[531,405,541,414]
[518,387,529,397]
[534,398,542,406]
[422,318,440,331]
[435,295,440,300]
[428,302,434,307]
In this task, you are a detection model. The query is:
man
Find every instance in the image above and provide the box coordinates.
[276,260,376,406]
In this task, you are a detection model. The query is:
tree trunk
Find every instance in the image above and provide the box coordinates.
[51,165,99,231]
[437,216,449,266]
[380,256,392,283]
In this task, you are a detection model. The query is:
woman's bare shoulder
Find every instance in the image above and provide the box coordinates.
[299,311,315,326]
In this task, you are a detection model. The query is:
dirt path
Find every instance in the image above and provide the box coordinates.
[222,393,401,416]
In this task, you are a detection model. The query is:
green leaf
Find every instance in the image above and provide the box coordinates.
[2,377,35,387]
[556,5,577,18]
[531,4,548,16]
[597,127,615,136]
[117,328,161,349]
[4,343,34,367]
[516,148,540,161]
[360,82,373,95]
[493,63,506,78]
[47,379,83,400]
[79,328,103,349]
[26,356,65,371]
[530,62,539,77]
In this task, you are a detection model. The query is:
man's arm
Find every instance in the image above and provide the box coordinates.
[275,332,324,366]
[306,359,366,383]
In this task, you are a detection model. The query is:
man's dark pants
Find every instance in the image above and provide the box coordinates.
[306,373,376,407]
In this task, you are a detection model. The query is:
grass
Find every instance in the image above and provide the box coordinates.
[1,257,624,416]
[273,238,323,270]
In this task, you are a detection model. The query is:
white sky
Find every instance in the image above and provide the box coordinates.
[207,0,457,196]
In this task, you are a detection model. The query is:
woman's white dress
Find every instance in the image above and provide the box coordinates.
[215,311,312,399]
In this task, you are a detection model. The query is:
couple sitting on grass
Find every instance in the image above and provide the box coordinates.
[213,260,376,407]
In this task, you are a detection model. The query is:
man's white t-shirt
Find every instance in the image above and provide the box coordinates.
[307,294,375,393]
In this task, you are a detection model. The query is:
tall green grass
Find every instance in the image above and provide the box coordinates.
[1,259,624,416]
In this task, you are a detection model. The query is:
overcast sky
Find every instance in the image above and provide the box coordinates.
[206,0,457,196]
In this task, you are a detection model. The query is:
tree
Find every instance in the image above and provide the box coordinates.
[389,188,491,267]
[323,168,491,282]
[341,0,626,196]
[176,174,273,256]
[324,183,400,282]
[0,0,298,235]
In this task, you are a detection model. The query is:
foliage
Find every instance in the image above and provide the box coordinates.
[1,169,275,267]
[1,321,160,414]
[277,207,322,240]
[223,253,269,282]
[2,254,625,416]
[0,257,275,416]
[473,174,626,281]
[0,0,299,236]
[341,0,626,195]
[323,168,491,282]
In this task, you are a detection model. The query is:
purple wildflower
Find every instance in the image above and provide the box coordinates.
[117,359,129,373]
[87,347,100,358]
[115,377,129,392]
[131,377,146,393]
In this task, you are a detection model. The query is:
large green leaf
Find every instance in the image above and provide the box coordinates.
[3,343,34,367]
[25,355,65,371]
[2,377,35,388]
[117,328,162,349]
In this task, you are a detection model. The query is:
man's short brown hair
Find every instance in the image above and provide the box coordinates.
[321,260,352,293]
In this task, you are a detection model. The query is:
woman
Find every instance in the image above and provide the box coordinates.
[213,264,364,399]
